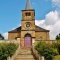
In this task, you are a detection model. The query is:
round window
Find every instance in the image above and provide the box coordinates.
[40,36,43,40]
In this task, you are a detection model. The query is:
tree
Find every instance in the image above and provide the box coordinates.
[0,33,4,40]
[56,33,60,40]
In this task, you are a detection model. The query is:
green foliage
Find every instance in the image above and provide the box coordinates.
[0,44,8,60]
[53,41,60,55]
[35,41,58,60]
[0,43,18,60]
[56,33,60,40]
[53,55,60,60]
[7,43,18,57]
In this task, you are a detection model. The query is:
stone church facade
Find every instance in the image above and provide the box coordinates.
[8,0,50,47]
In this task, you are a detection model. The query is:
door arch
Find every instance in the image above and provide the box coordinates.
[24,33,32,47]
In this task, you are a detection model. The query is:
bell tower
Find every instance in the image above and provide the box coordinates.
[21,0,35,47]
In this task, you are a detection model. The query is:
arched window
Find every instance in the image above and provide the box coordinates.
[40,36,43,40]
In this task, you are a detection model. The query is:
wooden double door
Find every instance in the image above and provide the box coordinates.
[24,34,32,47]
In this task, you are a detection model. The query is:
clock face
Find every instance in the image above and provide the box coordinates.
[26,23,30,28]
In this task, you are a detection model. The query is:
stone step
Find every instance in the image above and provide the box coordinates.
[16,55,34,59]
[20,49,31,52]
[19,50,32,55]
[20,47,31,50]
[20,52,32,55]
[14,48,36,60]
[14,58,35,60]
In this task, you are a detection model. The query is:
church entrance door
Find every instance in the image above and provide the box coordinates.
[24,33,32,47]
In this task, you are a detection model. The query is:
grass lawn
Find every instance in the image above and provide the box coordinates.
[53,55,60,60]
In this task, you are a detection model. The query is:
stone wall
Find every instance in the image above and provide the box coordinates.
[0,40,20,45]
[8,33,21,40]
[35,31,50,40]
[34,40,56,46]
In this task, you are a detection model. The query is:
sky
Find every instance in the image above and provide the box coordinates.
[0,0,60,40]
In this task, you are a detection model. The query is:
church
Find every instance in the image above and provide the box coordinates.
[8,0,50,47]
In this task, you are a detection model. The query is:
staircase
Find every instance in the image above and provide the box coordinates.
[14,48,36,60]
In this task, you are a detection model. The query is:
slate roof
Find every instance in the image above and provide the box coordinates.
[25,0,32,10]
[8,27,21,33]
[35,26,49,32]
[8,25,49,33]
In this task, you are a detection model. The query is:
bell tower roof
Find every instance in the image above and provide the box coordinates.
[25,0,32,10]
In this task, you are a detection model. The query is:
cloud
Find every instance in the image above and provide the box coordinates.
[2,32,8,40]
[52,0,60,6]
[45,11,59,25]
[35,10,60,40]
[52,0,60,4]
[12,28,16,30]
[2,24,21,40]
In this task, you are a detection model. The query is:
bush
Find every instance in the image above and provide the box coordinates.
[35,41,58,60]
[7,43,18,57]
[53,55,60,60]
[52,41,60,55]
[0,43,18,60]
[0,43,8,60]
